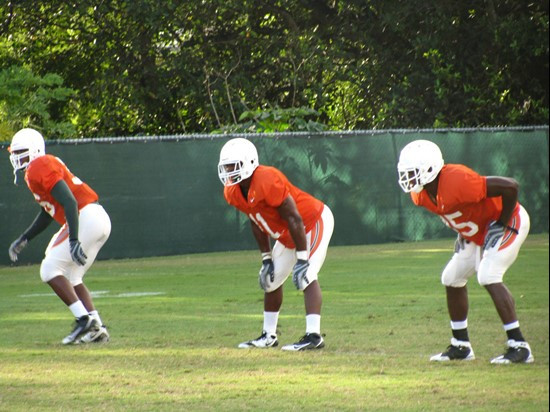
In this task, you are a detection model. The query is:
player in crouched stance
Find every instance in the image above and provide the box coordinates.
[397,140,533,364]
[8,128,111,345]
[218,138,334,351]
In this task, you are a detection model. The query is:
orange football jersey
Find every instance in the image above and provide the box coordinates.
[224,165,324,248]
[24,154,98,225]
[411,164,519,246]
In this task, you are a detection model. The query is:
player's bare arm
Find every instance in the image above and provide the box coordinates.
[250,218,271,254]
[278,195,312,292]
[486,176,519,226]
[250,218,276,292]
[277,195,307,252]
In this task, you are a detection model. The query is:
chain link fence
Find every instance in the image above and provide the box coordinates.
[0,126,547,265]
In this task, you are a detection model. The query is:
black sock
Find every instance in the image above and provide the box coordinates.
[506,327,525,342]
[452,328,469,342]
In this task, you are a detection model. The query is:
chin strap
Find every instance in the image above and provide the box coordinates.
[13,168,26,185]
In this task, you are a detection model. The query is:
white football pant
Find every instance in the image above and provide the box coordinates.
[265,205,334,292]
[40,203,111,285]
[441,205,530,287]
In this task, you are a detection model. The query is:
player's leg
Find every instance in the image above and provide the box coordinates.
[73,282,109,343]
[238,242,292,349]
[478,206,533,364]
[430,240,477,361]
[237,287,282,349]
[74,283,95,312]
[71,203,111,343]
[40,227,98,345]
[282,205,334,351]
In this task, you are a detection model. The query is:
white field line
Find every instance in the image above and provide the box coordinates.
[19,290,165,298]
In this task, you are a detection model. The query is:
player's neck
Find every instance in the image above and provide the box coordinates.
[239,176,252,199]
[424,176,439,204]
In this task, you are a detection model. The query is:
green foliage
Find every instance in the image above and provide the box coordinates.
[0,66,75,140]
[0,1,547,136]
[214,106,329,133]
[367,2,549,128]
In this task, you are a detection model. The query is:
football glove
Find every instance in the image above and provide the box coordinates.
[258,258,275,291]
[292,259,310,290]
[483,221,505,250]
[9,236,28,262]
[69,239,87,266]
[454,233,465,253]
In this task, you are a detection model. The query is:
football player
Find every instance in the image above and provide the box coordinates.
[397,139,533,364]
[218,138,334,351]
[8,128,111,345]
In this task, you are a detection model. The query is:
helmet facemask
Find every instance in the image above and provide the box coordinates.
[398,167,425,193]
[218,160,247,186]
[10,149,33,172]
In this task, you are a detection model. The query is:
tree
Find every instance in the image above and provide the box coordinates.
[213,106,328,133]
[0,65,75,139]
[0,0,547,137]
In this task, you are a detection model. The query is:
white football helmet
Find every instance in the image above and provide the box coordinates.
[9,128,46,172]
[218,138,259,186]
[397,140,444,193]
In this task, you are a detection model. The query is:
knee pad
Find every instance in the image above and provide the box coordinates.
[265,267,290,293]
[40,260,62,283]
[441,259,473,287]
[441,269,469,288]
[477,270,503,286]
[440,246,476,287]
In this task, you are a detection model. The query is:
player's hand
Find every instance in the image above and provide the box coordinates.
[258,258,275,291]
[69,239,87,266]
[454,233,465,253]
[292,259,310,290]
[9,236,28,262]
[483,221,505,250]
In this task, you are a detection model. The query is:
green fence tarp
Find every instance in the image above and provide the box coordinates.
[1,128,548,266]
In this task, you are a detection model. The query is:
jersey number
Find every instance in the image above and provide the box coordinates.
[249,213,281,239]
[31,158,83,217]
[33,194,56,217]
[441,211,479,237]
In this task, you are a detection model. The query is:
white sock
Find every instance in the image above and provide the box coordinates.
[263,311,279,335]
[89,310,103,326]
[69,301,88,318]
[306,314,321,335]
[503,321,520,331]
[450,319,468,330]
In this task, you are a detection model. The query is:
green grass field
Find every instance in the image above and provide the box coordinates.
[0,235,548,411]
